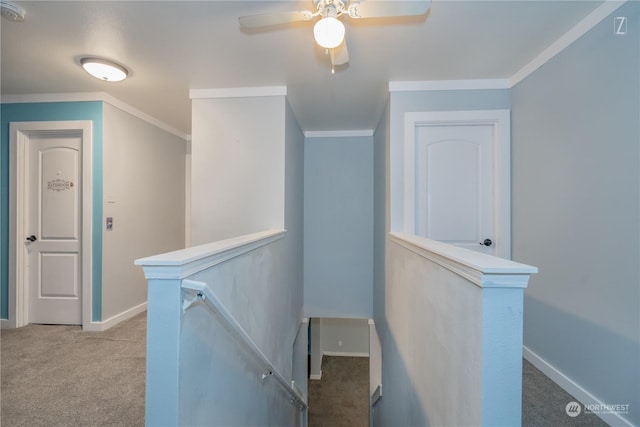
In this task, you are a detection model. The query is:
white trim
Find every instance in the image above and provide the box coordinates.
[389,232,537,288]
[368,319,375,325]
[1,92,189,140]
[189,86,287,99]
[185,153,191,248]
[136,229,286,280]
[389,2,628,93]
[0,319,11,329]
[403,109,512,259]
[510,1,628,87]
[389,79,510,92]
[309,372,322,381]
[304,129,374,138]
[523,346,634,427]
[371,384,383,405]
[83,302,147,332]
[323,351,370,358]
[9,121,93,329]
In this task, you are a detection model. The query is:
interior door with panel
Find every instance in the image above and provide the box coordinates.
[405,110,511,258]
[27,133,83,324]
[416,124,494,254]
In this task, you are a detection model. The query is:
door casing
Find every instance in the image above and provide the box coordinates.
[8,121,93,328]
[403,110,511,259]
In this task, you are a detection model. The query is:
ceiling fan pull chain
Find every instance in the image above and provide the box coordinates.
[331,48,335,74]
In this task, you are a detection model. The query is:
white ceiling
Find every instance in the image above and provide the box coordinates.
[1,1,604,136]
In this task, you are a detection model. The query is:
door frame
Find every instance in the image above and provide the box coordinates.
[403,110,511,259]
[8,121,93,328]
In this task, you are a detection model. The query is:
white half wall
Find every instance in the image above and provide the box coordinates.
[379,233,536,426]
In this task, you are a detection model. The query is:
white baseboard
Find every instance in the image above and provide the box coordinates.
[83,302,147,332]
[523,346,634,427]
[323,351,370,358]
[371,384,383,405]
[1,319,12,329]
[309,371,322,381]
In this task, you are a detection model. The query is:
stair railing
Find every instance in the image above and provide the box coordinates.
[181,279,308,411]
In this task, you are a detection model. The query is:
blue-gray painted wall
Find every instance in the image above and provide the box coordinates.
[1,102,103,321]
[512,3,639,424]
[303,136,374,318]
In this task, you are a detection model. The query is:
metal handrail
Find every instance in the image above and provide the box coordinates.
[181,279,308,411]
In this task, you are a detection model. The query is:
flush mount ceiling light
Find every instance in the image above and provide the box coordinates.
[80,57,129,82]
[1,1,26,21]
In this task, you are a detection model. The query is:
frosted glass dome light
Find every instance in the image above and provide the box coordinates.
[81,57,128,82]
[313,17,345,49]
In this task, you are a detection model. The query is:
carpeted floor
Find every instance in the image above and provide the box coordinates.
[522,359,608,426]
[308,356,609,427]
[1,312,146,427]
[1,313,610,427]
[308,356,369,427]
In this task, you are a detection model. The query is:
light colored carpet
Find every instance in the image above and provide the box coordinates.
[1,312,146,427]
[522,359,608,426]
[308,356,369,427]
[308,356,610,427]
[1,313,610,427]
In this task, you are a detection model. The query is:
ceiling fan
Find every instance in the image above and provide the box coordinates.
[239,0,431,72]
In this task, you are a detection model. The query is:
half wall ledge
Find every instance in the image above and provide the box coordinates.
[389,232,538,288]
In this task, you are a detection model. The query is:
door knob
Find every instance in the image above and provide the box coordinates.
[26,235,37,242]
[479,238,492,247]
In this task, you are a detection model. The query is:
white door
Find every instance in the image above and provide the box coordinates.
[416,124,494,254]
[27,133,82,324]
[404,110,511,258]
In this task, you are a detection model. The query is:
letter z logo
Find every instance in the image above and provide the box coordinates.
[615,17,627,35]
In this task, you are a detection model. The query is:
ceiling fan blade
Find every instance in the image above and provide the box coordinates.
[239,10,314,29]
[348,0,431,19]
[332,40,349,66]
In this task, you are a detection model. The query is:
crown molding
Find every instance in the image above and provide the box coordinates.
[1,92,190,141]
[391,1,628,92]
[304,129,374,138]
[389,79,510,92]
[511,0,628,86]
[190,86,287,99]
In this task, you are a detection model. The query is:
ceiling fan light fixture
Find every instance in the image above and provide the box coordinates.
[80,57,129,82]
[0,1,25,21]
[313,17,345,49]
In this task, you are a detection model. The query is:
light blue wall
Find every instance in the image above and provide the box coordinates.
[512,3,639,425]
[303,136,373,318]
[1,102,103,321]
